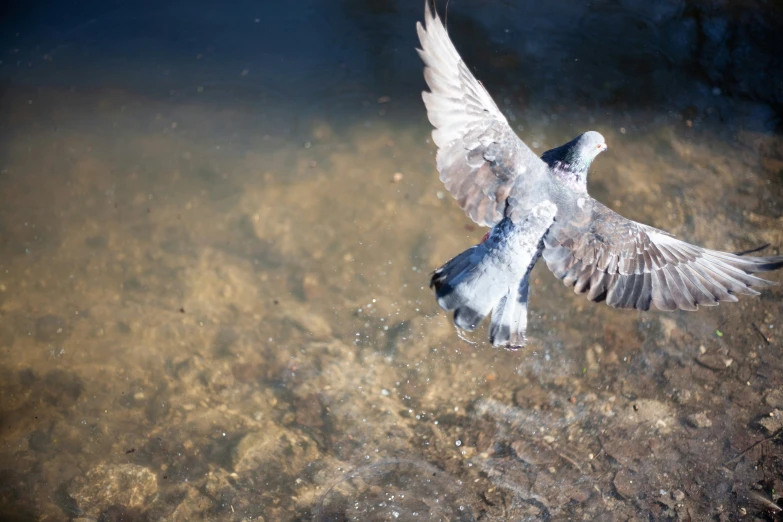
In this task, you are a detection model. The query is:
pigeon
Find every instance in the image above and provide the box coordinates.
[416,2,783,349]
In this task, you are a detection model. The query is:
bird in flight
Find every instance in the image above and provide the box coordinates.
[416,2,783,349]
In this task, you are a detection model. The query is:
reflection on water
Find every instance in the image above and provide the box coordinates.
[1,0,782,520]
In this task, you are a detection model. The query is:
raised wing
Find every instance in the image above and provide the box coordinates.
[416,2,548,227]
[543,200,783,311]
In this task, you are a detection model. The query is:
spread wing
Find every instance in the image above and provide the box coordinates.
[416,2,548,227]
[543,200,783,311]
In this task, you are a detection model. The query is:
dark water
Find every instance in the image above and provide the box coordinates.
[1,1,783,520]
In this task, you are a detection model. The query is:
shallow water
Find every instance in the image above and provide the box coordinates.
[1,1,783,520]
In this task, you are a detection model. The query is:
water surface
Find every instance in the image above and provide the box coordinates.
[1,1,783,520]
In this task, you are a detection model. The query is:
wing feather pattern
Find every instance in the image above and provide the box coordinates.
[543,200,783,311]
[417,2,547,226]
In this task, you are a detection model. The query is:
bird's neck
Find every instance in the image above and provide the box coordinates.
[541,145,592,192]
[549,160,589,192]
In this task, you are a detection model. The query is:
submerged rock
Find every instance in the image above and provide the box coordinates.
[685,412,713,429]
[66,463,157,518]
[759,409,783,435]
[696,353,733,371]
[764,389,783,409]
[231,422,319,475]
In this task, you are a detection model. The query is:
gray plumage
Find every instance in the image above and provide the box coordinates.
[431,202,556,347]
[417,2,783,349]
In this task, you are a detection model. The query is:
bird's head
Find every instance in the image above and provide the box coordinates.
[541,130,607,190]
[575,131,608,161]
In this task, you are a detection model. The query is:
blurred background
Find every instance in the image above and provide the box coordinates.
[1,0,782,520]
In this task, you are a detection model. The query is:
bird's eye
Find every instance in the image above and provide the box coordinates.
[595,144,602,149]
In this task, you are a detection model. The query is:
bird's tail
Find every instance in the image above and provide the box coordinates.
[430,243,507,332]
[430,202,557,348]
[430,245,534,348]
[488,272,533,349]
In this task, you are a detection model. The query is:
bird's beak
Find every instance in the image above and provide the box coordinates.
[600,143,608,151]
